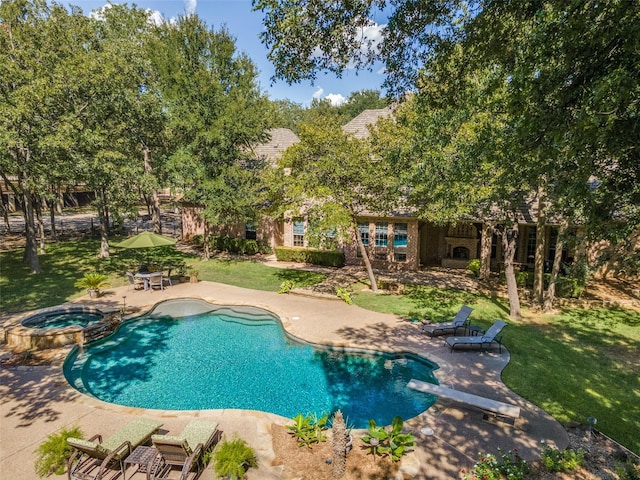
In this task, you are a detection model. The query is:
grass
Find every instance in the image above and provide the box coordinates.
[351,286,640,455]
[1,238,638,455]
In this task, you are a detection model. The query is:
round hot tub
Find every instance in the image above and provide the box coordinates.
[4,306,112,351]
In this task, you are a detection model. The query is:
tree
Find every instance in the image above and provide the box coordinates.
[256,0,640,308]
[272,122,400,292]
[0,0,96,271]
[153,15,273,259]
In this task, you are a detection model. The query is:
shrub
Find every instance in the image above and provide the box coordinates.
[361,417,415,462]
[278,280,295,294]
[287,413,328,448]
[467,259,481,277]
[275,246,345,267]
[335,287,353,304]
[541,445,585,472]
[616,460,640,480]
[212,436,257,479]
[74,273,110,291]
[34,425,83,477]
[462,449,528,480]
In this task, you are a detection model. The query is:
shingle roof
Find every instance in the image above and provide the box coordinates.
[341,107,394,139]
[252,128,300,164]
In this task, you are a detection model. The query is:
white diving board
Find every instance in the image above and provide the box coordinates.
[408,379,521,420]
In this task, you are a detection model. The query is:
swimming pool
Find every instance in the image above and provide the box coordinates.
[64,299,439,427]
[5,306,107,350]
[22,308,104,329]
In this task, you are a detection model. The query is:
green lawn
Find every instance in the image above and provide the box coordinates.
[1,240,638,455]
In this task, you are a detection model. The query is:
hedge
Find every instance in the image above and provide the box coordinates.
[275,247,345,267]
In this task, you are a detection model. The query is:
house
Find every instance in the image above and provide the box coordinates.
[182,113,569,273]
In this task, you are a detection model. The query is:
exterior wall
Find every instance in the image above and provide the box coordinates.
[181,204,282,249]
[343,217,420,271]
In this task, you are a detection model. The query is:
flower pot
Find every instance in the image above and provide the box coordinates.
[345,434,353,455]
[88,289,100,299]
[189,276,198,284]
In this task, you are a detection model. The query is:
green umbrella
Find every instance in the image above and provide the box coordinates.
[115,231,177,249]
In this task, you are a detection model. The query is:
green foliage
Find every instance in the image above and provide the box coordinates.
[274,247,345,267]
[541,445,585,472]
[462,449,528,480]
[335,287,353,305]
[361,417,415,462]
[212,436,257,479]
[286,413,328,448]
[278,280,295,294]
[209,236,271,255]
[467,259,481,277]
[73,273,110,291]
[34,425,83,477]
[616,460,640,480]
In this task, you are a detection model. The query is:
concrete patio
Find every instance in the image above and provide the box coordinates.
[1,280,568,479]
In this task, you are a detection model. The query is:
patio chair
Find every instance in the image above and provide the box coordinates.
[422,305,473,337]
[126,271,145,290]
[150,419,220,480]
[148,272,164,290]
[445,320,507,352]
[162,268,172,288]
[66,417,163,480]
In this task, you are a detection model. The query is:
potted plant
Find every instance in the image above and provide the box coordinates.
[188,268,199,283]
[176,265,187,283]
[212,436,257,479]
[74,273,110,298]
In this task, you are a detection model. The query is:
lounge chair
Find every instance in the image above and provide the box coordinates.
[150,419,220,480]
[445,320,507,352]
[66,417,163,480]
[422,305,473,337]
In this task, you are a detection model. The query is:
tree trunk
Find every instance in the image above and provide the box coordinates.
[501,223,521,320]
[96,188,110,258]
[533,189,547,307]
[203,222,211,260]
[353,223,378,292]
[544,223,566,312]
[49,198,57,241]
[22,188,42,273]
[480,222,493,280]
[34,196,46,253]
[0,179,10,233]
[143,146,162,234]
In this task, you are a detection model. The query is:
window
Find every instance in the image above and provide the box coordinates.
[293,219,305,247]
[375,222,388,247]
[358,222,369,246]
[245,223,256,240]
[526,227,537,263]
[393,223,408,262]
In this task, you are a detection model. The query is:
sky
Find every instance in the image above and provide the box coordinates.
[65,0,388,106]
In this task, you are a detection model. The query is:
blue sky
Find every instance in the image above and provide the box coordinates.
[67,0,388,106]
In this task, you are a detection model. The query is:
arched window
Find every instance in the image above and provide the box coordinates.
[452,246,470,260]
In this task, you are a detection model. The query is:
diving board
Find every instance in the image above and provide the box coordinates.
[408,379,521,421]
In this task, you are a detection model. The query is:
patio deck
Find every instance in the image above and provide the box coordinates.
[0,280,568,479]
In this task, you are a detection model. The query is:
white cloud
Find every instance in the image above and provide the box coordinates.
[312,87,324,99]
[185,0,197,15]
[325,93,346,106]
[147,10,165,26]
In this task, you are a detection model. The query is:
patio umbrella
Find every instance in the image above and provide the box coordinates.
[114,231,177,249]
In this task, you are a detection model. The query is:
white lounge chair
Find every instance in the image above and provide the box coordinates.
[445,320,507,352]
[422,305,473,337]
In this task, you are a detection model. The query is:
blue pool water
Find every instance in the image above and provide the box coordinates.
[64,300,439,427]
[23,310,104,329]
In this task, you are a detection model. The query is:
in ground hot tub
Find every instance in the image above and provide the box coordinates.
[4,306,116,351]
